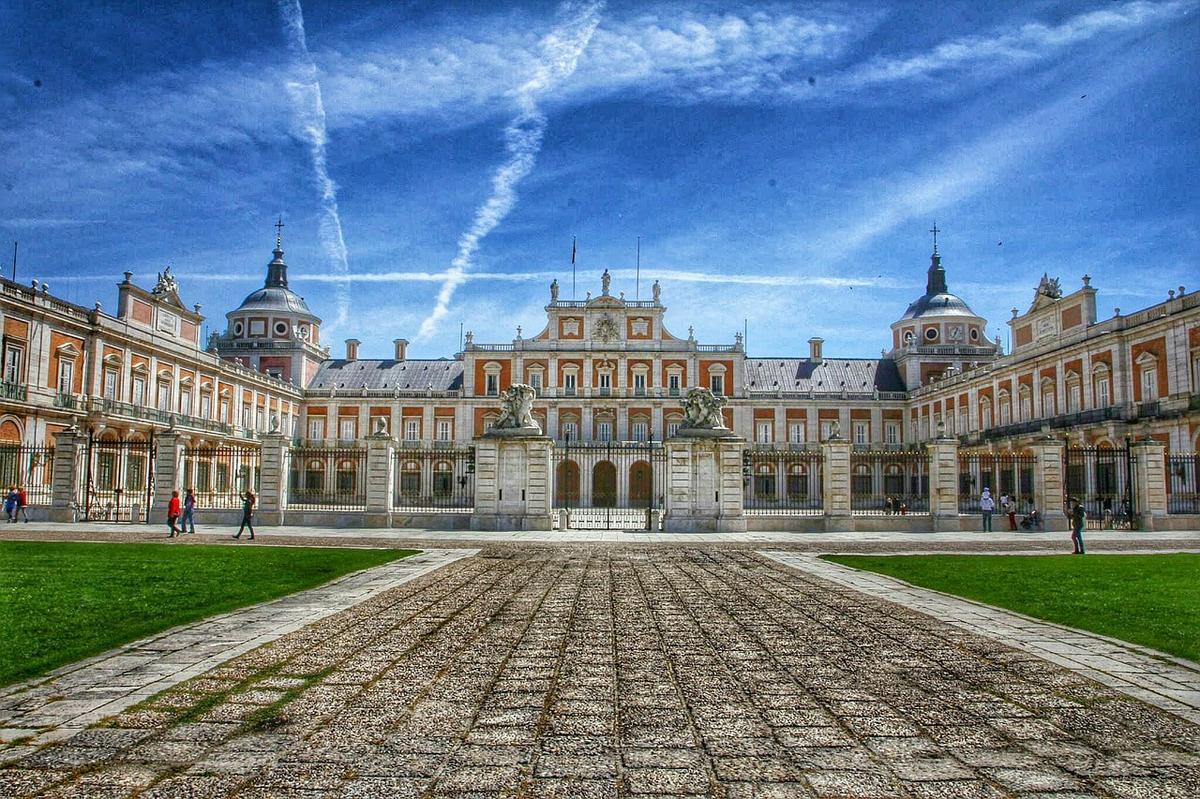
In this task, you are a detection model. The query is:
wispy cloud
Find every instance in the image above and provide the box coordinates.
[277,0,352,332]
[415,0,604,342]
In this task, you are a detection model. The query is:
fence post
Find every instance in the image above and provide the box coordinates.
[151,431,185,524]
[926,430,960,532]
[49,427,86,523]
[1031,435,1068,531]
[821,436,853,532]
[364,425,396,527]
[662,435,746,533]
[1130,435,1167,531]
[258,431,289,526]
[471,432,553,530]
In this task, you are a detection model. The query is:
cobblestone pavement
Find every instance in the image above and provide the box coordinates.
[0,550,475,754]
[763,552,1200,727]
[1,548,1197,797]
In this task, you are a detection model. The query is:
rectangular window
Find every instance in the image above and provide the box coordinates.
[437,419,452,441]
[1042,391,1055,417]
[563,372,577,396]
[598,371,611,396]
[788,422,806,443]
[1140,368,1157,401]
[529,371,542,392]
[200,394,212,419]
[103,369,118,400]
[242,405,252,427]
[821,420,835,441]
[158,382,172,411]
[485,373,499,396]
[1019,395,1032,421]
[632,421,648,442]
[219,399,229,423]
[57,360,74,394]
[4,346,23,384]
[405,419,419,441]
[339,418,356,440]
[668,373,681,395]
[853,422,867,445]
[561,421,578,441]
[709,374,725,395]
[308,417,325,440]
[1096,378,1110,407]
[667,421,680,438]
[885,422,899,444]
[255,408,265,430]
[756,421,772,444]
[633,372,647,395]
[597,421,612,442]
[179,390,192,415]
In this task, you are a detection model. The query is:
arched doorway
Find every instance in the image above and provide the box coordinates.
[629,460,652,506]
[592,461,616,507]
[555,460,580,506]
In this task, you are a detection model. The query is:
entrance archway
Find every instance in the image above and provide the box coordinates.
[555,460,580,506]
[629,460,652,505]
[592,461,616,507]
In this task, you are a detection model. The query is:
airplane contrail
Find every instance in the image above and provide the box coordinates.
[415,1,604,342]
[277,0,352,331]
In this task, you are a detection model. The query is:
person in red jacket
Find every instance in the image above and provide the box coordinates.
[167,490,181,537]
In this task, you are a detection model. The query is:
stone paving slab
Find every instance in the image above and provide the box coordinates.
[0,548,475,755]
[761,551,1200,727]
[1,547,1196,797]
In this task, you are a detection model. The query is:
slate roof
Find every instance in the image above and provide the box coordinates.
[230,286,317,318]
[897,291,977,321]
[309,359,464,391]
[743,358,906,394]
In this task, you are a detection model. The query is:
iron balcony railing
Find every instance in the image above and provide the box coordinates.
[0,381,27,402]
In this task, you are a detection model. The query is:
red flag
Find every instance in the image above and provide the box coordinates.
[571,237,576,265]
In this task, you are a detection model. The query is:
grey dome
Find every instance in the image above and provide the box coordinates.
[898,251,979,320]
[231,285,316,318]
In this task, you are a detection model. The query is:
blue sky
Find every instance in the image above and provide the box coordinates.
[2,0,1196,359]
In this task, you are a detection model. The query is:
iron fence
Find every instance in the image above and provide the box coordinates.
[0,445,54,506]
[957,452,1035,515]
[743,446,823,515]
[1065,444,1136,529]
[182,446,262,509]
[850,449,929,515]
[287,446,367,511]
[78,437,155,522]
[393,446,475,510]
[552,438,666,529]
[1167,454,1200,515]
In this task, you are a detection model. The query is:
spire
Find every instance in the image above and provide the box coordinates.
[266,217,288,288]
[926,221,947,295]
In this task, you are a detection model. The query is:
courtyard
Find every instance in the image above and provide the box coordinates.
[0,528,1198,797]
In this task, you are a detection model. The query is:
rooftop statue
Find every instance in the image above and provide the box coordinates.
[550,279,559,302]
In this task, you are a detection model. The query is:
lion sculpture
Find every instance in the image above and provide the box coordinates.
[680,386,728,430]
[492,383,540,433]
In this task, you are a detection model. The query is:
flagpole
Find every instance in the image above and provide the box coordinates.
[636,236,640,300]
[571,236,577,299]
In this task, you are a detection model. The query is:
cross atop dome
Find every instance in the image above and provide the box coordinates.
[266,218,288,289]
[929,221,940,255]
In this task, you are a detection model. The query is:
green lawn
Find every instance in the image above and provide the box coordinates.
[821,554,1200,662]
[0,542,416,687]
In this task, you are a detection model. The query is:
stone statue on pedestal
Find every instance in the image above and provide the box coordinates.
[675,387,733,438]
[486,383,541,437]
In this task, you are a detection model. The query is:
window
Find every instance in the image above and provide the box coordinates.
[561,420,578,441]
[633,371,647,395]
[820,420,836,441]
[405,419,419,441]
[485,373,499,396]
[157,381,171,411]
[789,422,806,444]
[1065,379,1081,414]
[179,390,192,415]
[853,422,867,445]
[437,419,452,441]
[597,370,612,396]
[242,405,252,427]
[632,420,649,442]
[3,345,22,384]
[756,421,772,444]
[256,408,265,430]
[1140,366,1157,401]
[1019,389,1032,421]
[668,372,681,395]
[563,371,577,396]
[308,417,325,440]
[103,369,118,400]
[1095,375,1110,407]
[528,369,543,393]
[57,360,75,394]
[709,373,725,395]
[885,422,899,444]
[340,418,357,440]
[1041,386,1055,417]
[596,421,612,442]
[200,394,212,419]
[957,407,967,433]
[249,319,266,337]
[997,394,1010,426]
[667,419,681,438]
[219,399,230,423]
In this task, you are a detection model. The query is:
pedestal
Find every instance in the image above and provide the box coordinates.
[927,436,960,532]
[1131,437,1168,531]
[49,429,86,523]
[471,434,553,531]
[151,432,185,520]
[821,438,853,532]
[663,435,746,533]
[258,432,289,526]
[364,433,396,527]
[1031,437,1069,531]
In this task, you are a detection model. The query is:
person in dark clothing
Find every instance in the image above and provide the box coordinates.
[181,488,197,534]
[233,490,255,540]
[166,490,181,537]
[1070,497,1086,554]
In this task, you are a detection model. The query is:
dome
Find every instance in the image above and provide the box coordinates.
[227,227,320,322]
[897,251,979,321]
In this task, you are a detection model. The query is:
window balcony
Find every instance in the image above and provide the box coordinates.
[0,381,27,402]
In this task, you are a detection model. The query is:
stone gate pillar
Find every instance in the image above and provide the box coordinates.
[49,427,86,523]
[663,434,746,533]
[364,425,396,527]
[258,430,289,526]
[1031,435,1068,531]
[927,430,960,532]
[471,433,554,531]
[821,436,853,532]
[151,431,185,523]
[1130,435,1167,531]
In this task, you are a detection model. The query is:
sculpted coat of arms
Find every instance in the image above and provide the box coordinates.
[592,314,620,343]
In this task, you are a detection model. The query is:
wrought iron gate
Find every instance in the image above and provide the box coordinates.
[1065,443,1137,529]
[552,438,666,530]
[78,433,156,522]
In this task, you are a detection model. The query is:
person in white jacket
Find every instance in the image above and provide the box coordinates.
[979,487,995,532]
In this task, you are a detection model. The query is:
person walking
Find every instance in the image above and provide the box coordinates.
[1070,497,1086,554]
[979,487,995,532]
[181,488,197,534]
[4,486,18,522]
[16,486,29,522]
[1004,494,1018,530]
[233,490,255,540]
[166,490,181,537]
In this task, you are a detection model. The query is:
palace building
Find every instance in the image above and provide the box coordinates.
[0,226,1196,526]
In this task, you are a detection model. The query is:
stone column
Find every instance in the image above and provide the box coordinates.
[471,433,554,530]
[821,436,853,532]
[1031,435,1068,531]
[1130,436,1168,531]
[663,434,746,533]
[364,427,396,527]
[926,433,960,531]
[49,428,86,523]
[151,431,185,523]
[257,431,289,526]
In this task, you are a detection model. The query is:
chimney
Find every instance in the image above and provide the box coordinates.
[394,338,409,361]
[345,339,360,361]
[808,336,824,364]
